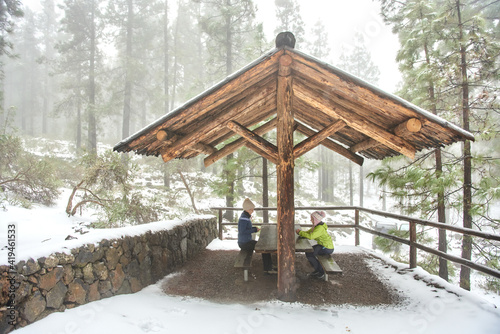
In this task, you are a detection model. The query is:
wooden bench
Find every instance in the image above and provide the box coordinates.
[317,254,343,281]
[234,249,253,281]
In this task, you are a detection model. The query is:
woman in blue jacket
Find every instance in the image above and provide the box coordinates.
[238,198,275,274]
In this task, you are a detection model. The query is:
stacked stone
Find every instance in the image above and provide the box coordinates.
[0,217,217,332]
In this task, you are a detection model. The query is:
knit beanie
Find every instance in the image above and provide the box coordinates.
[242,198,255,212]
[311,211,326,226]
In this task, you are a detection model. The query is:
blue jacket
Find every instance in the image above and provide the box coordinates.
[238,211,257,246]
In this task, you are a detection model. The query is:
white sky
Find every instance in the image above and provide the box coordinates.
[254,0,402,92]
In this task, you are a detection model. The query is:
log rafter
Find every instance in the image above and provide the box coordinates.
[160,80,277,162]
[293,120,346,159]
[204,117,278,167]
[350,118,423,154]
[294,88,417,159]
[226,121,279,164]
[294,122,364,165]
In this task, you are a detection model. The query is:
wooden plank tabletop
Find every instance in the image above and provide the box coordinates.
[255,224,313,253]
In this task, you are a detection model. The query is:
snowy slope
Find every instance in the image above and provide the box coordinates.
[2,195,500,334]
[8,243,500,334]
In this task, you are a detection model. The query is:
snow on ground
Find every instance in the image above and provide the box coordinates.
[2,192,500,333]
[8,242,500,334]
[0,189,212,265]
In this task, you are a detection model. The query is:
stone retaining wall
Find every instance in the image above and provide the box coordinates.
[0,217,217,333]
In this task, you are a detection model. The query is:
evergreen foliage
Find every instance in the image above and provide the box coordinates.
[66,151,163,227]
[0,133,61,208]
[377,0,500,290]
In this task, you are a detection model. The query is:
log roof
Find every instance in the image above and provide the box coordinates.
[113,38,474,166]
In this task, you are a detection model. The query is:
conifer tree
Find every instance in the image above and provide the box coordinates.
[197,0,262,219]
[338,33,380,207]
[57,0,106,153]
[378,0,500,288]
[274,0,305,44]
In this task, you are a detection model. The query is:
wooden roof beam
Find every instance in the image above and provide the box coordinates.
[295,90,417,159]
[350,118,422,153]
[126,51,283,151]
[204,117,278,167]
[394,118,422,136]
[293,120,346,159]
[295,122,364,166]
[226,120,279,163]
[244,142,279,165]
[160,82,277,163]
[190,143,216,155]
[156,130,178,145]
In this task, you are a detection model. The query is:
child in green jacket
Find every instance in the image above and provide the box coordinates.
[295,211,334,279]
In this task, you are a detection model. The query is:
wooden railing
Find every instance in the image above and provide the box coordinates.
[211,206,500,280]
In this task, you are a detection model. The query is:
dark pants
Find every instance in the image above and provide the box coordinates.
[305,244,334,274]
[239,240,273,271]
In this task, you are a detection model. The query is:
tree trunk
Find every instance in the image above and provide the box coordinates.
[262,156,269,223]
[88,0,97,153]
[359,165,364,207]
[178,171,199,214]
[163,0,171,188]
[223,153,235,221]
[121,0,133,166]
[223,1,235,219]
[122,0,133,141]
[349,161,354,206]
[76,67,82,153]
[418,4,450,281]
[456,0,472,291]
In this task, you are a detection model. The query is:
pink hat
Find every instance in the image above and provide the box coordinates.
[311,211,326,226]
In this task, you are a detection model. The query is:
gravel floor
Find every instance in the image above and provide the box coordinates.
[162,250,402,306]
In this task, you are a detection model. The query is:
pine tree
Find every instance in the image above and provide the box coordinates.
[274,0,305,45]
[197,0,262,219]
[379,0,452,281]
[38,0,58,136]
[106,0,161,141]
[0,0,23,128]
[4,7,40,135]
[338,32,380,207]
[0,0,23,57]
[57,0,106,153]
[378,0,500,289]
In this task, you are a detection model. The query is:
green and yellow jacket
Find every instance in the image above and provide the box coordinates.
[298,223,334,250]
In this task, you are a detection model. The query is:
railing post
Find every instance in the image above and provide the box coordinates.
[218,209,223,240]
[354,209,360,246]
[409,220,417,268]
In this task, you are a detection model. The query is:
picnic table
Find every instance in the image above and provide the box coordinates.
[255,224,313,253]
[254,224,342,281]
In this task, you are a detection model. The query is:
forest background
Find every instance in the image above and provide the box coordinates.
[0,0,499,294]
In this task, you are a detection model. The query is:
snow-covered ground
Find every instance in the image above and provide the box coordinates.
[2,190,500,334]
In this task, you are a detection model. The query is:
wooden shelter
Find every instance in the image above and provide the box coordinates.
[114,32,474,301]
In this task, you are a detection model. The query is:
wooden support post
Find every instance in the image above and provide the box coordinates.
[409,221,417,269]
[218,209,223,240]
[354,209,360,246]
[276,53,296,302]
